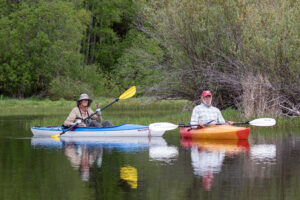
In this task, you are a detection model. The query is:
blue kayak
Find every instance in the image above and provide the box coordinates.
[31,124,166,137]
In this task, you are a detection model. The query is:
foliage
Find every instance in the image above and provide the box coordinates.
[48,76,93,101]
[0,0,87,97]
[238,0,300,116]
[135,0,300,116]
[135,0,244,105]
[81,0,137,70]
[0,0,299,117]
[113,30,164,94]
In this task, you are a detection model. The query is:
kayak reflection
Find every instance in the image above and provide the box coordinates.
[31,136,169,151]
[181,138,250,191]
[31,136,177,181]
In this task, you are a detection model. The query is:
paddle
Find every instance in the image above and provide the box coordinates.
[82,86,136,123]
[51,86,136,139]
[149,118,276,132]
[52,119,82,139]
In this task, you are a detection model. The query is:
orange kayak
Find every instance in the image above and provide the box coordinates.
[180,125,250,140]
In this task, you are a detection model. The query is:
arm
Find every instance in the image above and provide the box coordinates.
[190,107,201,128]
[63,108,77,126]
[89,108,102,123]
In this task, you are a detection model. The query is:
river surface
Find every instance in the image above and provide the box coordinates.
[1,115,300,200]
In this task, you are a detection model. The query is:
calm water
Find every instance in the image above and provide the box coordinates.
[1,115,300,200]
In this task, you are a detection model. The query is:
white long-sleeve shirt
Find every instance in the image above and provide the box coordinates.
[190,103,225,126]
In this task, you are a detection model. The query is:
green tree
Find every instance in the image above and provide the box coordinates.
[133,0,300,116]
[0,0,88,97]
[81,0,138,71]
[113,30,164,94]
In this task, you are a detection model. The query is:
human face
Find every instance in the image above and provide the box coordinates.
[80,99,89,107]
[201,95,212,106]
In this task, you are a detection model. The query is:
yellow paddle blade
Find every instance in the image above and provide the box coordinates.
[51,134,60,139]
[119,86,136,100]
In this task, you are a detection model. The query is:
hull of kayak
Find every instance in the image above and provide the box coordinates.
[180,125,250,140]
[31,124,165,137]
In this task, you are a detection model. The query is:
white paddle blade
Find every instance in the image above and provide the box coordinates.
[249,118,276,127]
[149,122,179,131]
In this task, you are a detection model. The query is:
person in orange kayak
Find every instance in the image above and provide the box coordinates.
[63,93,113,128]
[190,90,233,128]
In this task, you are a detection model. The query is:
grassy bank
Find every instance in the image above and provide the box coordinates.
[0,97,189,116]
[0,98,299,127]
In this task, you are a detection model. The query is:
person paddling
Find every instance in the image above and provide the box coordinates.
[190,90,233,128]
[63,94,113,128]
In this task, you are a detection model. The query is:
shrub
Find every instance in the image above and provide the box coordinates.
[48,76,93,101]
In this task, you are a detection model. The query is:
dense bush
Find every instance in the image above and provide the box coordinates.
[130,0,300,116]
[48,76,93,101]
[0,0,88,97]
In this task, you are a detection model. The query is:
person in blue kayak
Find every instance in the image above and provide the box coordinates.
[63,93,113,128]
[190,90,233,128]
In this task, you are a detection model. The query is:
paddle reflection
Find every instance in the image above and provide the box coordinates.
[181,139,250,191]
[31,136,176,181]
[250,144,276,164]
[120,166,138,189]
[243,144,277,180]
[149,145,178,164]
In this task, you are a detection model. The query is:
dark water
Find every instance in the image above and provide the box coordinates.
[1,115,300,200]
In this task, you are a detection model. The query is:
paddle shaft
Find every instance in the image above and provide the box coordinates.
[179,122,245,128]
[101,98,119,111]
[59,120,82,136]
[181,120,263,128]
[232,122,249,125]
[83,98,119,122]
[60,125,76,135]
[179,124,198,127]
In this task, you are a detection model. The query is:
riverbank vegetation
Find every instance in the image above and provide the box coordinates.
[0,98,299,127]
[0,0,299,118]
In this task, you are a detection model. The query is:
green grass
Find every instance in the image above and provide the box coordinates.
[273,116,300,127]
[0,97,189,116]
[1,98,299,127]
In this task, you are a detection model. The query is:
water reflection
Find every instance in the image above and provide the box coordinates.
[149,146,178,164]
[181,139,250,191]
[120,166,138,189]
[31,136,178,181]
[250,144,276,164]
[64,144,103,181]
